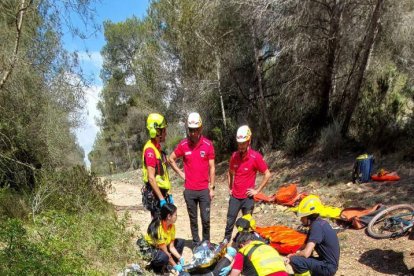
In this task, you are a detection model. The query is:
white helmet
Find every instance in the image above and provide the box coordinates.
[187,112,202,128]
[236,125,252,142]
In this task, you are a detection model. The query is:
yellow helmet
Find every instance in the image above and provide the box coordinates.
[236,214,256,232]
[297,195,322,218]
[147,113,167,138]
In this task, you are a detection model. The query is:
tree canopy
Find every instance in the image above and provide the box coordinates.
[0,0,98,188]
[88,0,414,173]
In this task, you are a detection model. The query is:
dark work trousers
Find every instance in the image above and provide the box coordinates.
[224,195,254,241]
[141,183,171,218]
[183,188,211,243]
[150,238,185,273]
[290,256,337,276]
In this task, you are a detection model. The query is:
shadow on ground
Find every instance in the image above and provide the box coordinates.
[265,150,414,208]
[359,249,412,275]
[114,205,146,211]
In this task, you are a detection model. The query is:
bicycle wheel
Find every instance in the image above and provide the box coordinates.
[367,204,414,239]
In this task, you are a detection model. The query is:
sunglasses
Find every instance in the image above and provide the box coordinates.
[188,128,201,133]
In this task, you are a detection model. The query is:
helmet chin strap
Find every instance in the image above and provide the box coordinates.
[154,128,164,141]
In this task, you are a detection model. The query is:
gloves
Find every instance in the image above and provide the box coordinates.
[169,194,174,205]
[179,257,185,266]
[174,264,183,273]
[160,199,167,207]
[226,246,237,258]
[219,265,231,276]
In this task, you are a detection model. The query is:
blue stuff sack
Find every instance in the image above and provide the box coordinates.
[352,154,374,183]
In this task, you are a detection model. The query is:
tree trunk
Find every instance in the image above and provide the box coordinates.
[251,24,274,147]
[341,0,384,135]
[216,54,227,131]
[320,1,343,123]
[0,0,27,90]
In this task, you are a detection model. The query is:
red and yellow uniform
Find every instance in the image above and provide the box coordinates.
[145,221,176,247]
[142,140,171,191]
[233,241,287,276]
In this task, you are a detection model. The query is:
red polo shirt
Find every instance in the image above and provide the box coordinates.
[229,148,268,199]
[144,140,162,168]
[174,136,215,190]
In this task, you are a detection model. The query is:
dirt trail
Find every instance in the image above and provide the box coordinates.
[106,170,414,276]
[105,174,228,262]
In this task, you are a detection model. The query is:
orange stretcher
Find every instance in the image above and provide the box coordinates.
[256,225,306,255]
[371,171,400,181]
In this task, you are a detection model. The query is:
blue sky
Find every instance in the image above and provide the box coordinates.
[64,0,150,167]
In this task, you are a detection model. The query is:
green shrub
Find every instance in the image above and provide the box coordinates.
[318,121,343,159]
[0,218,86,275]
[34,166,111,215]
[210,126,228,161]
[164,123,184,153]
[284,126,309,156]
[0,187,30,220]
[33,211,138,273]
[353,63,413,150]
[0,211,139,275]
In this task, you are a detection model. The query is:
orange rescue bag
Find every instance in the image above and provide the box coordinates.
[256,225,306,255]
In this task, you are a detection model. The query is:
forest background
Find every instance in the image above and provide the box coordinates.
[0,0,413,274]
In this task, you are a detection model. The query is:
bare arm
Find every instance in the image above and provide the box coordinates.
[147,166,164,200]
[246,169,271,197]
[229,269,241,276]
[168,151,185,180]
[168,242,181,261]
[159,243,177,266]
[286,241,316,264]
[296,241,315,258]
[228,170,234,192]
[256,169,272,193]
[209,159,215,200]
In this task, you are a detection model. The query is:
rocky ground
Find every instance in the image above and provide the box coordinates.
[106,151,414,275]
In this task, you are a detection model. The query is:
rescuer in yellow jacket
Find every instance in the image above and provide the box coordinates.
[142,113,172,218]
[224,232,288,276]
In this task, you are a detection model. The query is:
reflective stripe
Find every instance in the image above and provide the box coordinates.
[294,271,311,276]
[240,241,286,276]
[142,140,171,191]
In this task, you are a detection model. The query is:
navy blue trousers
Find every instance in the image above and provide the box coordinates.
[150,238,185,272]
[290,256,336,276]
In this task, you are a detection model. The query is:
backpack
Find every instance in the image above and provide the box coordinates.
[136,236,155,261]
[352,154,374,183]
[275,183,298,204]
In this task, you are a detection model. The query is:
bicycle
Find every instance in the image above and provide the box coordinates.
[367,204,414,239]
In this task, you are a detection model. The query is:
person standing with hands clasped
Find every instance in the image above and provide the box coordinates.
[285,195,340,276]
[141,113,172,218]
[223,125,271,241]
[169,112,215,246]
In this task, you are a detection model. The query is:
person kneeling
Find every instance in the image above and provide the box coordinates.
[145,204,185,274]
[286,195,340,276]
[227,232,288,276]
